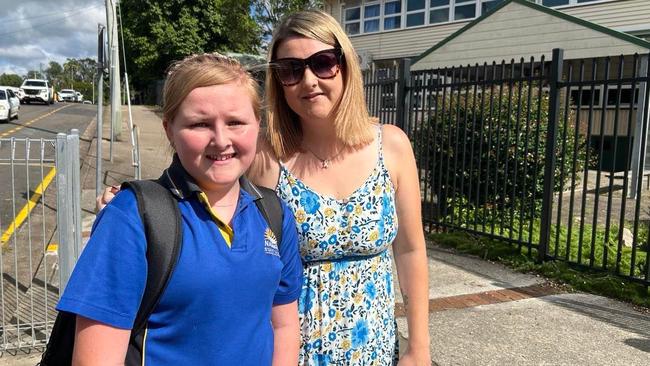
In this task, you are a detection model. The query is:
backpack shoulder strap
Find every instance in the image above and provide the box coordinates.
[240,179,284,248]
[38,179,183,366]
[120,180,182,336]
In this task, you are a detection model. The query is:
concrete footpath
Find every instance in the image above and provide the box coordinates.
[2,105,648,365]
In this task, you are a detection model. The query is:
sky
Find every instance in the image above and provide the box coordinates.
[0,0,106,76]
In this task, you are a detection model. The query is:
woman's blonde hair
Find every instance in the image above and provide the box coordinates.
[163,53,261,123]
[266,10,375,159]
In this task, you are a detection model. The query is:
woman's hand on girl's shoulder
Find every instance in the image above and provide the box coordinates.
[96,185,120,212]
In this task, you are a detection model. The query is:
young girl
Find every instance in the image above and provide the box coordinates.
[58,54,303,365]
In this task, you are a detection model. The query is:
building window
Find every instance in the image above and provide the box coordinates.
[430,0,450,24]
[384,0,402,30]
[454,0,477,20]
[344,5,361,35]
[364,3,381,32]
[481,0,503,13]
[606,86,639,107]
[570,88,602,107]
[406,0,427,27]
[342,0,602,36]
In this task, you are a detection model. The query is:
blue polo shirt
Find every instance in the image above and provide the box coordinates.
[57,163,303,365]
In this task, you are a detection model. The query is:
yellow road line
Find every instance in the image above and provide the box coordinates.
[0,104,71,138]
[1,167,56,247]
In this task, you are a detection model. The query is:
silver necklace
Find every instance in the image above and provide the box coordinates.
[303,145,345,169]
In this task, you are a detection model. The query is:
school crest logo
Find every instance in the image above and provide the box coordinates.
[264,228,279,257]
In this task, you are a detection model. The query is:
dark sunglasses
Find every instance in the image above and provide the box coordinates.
[271,48,343,86]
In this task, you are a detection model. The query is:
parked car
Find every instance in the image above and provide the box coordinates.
[9,87,24,103]
[20,79,54,104]
[75,92,83,103]
[59,89,77,102]
[0,86,20,122]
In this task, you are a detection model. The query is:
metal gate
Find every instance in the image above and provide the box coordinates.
[0,131,81,351]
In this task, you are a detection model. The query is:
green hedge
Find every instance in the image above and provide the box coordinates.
[414,84,588,219]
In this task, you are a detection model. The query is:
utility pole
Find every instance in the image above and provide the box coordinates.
[96,24,106,198]
[106,0,122,142]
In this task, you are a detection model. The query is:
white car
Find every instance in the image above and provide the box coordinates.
[75,92,83,103]
[0,86,20,122]
[20,79,54,104]
[9,87,23,103]
[59,89,77,102]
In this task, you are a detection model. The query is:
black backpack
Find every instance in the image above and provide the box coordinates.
[38,176,283,366]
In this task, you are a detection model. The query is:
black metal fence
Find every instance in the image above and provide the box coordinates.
[364,49,650,286]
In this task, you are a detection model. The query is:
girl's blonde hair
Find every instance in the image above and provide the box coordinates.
[163,53,261,123]
[266,10,375,159]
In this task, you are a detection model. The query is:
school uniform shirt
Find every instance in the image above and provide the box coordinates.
[57,161,303,365]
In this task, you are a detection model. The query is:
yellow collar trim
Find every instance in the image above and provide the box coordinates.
[197,192,234,247]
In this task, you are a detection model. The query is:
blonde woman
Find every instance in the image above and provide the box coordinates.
[63,54,302,365]
[250,10,431,365]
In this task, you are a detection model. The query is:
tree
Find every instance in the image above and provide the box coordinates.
[0,73,23,87]
[119,0,262,94]
[46,61,64,90]
[25,70,42,79]
[252,0,323,46]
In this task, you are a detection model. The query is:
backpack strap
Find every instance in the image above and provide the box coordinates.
[121,179,183,365]
[239,178,284,248]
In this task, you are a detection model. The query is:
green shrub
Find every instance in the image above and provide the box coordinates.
[414,83,588,220]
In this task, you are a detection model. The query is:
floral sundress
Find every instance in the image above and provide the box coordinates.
[277,130,399,365]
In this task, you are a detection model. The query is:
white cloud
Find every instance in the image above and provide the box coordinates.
[0,0,106,76]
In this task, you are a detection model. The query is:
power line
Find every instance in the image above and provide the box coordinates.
[0,3,104,37]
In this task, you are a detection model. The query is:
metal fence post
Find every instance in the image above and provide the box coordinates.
[69,129,82,255]
[396,58,412,131]
[56,133,73,290]
[538,48,564,262]
[56,131,82,291]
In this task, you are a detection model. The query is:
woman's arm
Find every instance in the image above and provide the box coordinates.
[73,316,131,366]
[382,124,431,365]
[271,301,300,366]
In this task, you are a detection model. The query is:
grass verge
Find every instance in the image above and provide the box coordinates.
[428,231,650,309]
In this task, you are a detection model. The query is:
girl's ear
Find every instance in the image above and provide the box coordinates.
[163,119,175,148]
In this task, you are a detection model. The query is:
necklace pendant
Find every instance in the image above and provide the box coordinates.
[321,160,329,169]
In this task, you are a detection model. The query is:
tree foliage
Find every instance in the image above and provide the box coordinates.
[25,70,43,79]
[252,0,323,45]
[0,73,23,87]
[119,0,262,91]
[44,59,97,101]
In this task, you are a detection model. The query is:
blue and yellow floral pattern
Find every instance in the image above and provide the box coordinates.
[277,132,399,365]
